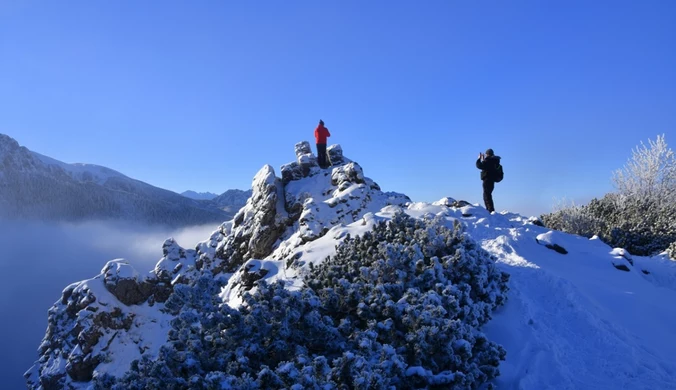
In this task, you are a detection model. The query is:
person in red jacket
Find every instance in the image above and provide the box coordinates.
[314,119,331,168]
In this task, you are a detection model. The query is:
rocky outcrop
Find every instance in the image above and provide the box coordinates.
[331,162,365,189]
[27,141,412,389]
[26,261,139,389]
[210,164,290,273]
[327,144,344,165]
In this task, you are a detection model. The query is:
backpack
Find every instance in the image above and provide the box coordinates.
[493,163,504,183]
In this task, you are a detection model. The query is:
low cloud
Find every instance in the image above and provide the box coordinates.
[0,220,219,388]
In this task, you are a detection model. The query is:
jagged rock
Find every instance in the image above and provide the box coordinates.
[295,141,319,177]
[162,238,185,260]
[327,144,344,165]
[331,162,365,187]
[28,269,137,389]
[240,261,271,290]
[212,165,289,272]
[294,141,312,157]
[281,162,303,184]
[102,260,148,306]
[102,259,173,305]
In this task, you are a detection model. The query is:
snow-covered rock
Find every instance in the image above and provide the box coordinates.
[26,141,414,389]
[25,260,172,389]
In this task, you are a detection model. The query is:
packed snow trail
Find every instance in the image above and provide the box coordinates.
[463,209,676,390]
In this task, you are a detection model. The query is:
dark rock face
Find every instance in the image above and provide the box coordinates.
[213,165,290,272]
[239,262,271,290]
[281,162,304,184]
[327,144,344,165]
[294,141,312,156]
[27,264,136,389]
[295,141,319,177]
[528,217,545,227]
[536,238,568,254]
[331,162,365,188]
[545,243,568,254]
[613,264,631,272]
[102,261,147,306]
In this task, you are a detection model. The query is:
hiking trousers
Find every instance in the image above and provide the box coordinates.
[316,143,328,168]
[482,180,495,213]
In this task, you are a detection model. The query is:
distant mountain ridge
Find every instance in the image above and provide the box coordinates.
[0,134,247,226]
[180,190,219,201]
[212,189,252,213]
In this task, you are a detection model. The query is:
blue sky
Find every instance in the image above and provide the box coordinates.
[1,0,674,216]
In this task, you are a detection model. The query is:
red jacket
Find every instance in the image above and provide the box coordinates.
[314,124,331,144]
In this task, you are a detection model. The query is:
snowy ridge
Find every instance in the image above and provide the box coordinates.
[181,190,219,201]
[31,151,129,186]
[26,141,676,389]
[0,133,230,225]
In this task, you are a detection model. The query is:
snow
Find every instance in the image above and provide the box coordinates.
[224,195,676,388]
[27,143,676,389]
[31,151,128,185]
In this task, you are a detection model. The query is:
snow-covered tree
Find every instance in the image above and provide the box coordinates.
[543,135,676,256]
[612,134,675,206]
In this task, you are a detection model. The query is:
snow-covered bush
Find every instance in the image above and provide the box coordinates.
[666,242,676,260]
[543,135,676,256]
[540,199,605,239]
[105,213,509,389]
[612,134,675,205]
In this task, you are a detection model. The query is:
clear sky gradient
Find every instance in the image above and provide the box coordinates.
[1,0,674,216]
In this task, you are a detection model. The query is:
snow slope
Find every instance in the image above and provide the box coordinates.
[32,151,129,186]
[222,199,676,389]
[26,141,676,389]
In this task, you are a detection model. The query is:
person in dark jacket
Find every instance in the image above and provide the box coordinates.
[314,119,331,168]
[476,148,501,213]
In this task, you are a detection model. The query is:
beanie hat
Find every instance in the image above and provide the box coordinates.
[485,148,494,156]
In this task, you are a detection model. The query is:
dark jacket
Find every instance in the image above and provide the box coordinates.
[476,155,501,181]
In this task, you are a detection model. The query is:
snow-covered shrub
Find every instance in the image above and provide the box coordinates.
[667,242,676,260]
[543,135,676,256]
[109,213,509,389]
[540,199,606,239]
[612,134,675,205]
